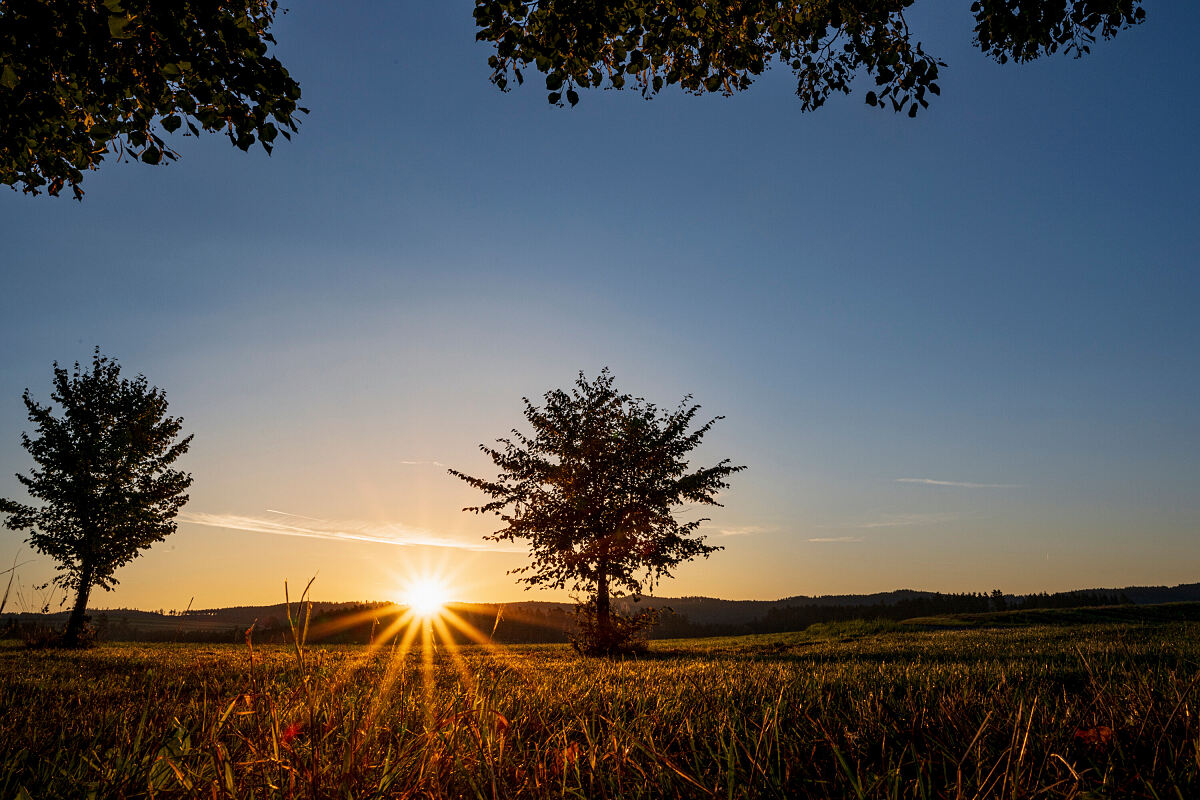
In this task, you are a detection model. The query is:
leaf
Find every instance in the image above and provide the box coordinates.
[161,115,182,133]
[566,89,579,106]
[141,147,162,165]
[108,15,132,38]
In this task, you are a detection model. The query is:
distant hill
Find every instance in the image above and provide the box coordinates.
[609,589,947,625]
[4,582,1198,644]
[903,600,1200,630]
[615,582,1200,625]
[1100,583,1200,604]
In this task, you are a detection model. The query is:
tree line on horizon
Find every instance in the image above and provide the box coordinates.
[1,587,1135,646]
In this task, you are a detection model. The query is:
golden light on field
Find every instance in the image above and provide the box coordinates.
[403,577,450,618]
[301,557,548,732]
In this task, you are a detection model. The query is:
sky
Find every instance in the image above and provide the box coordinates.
[1,2,1197,612]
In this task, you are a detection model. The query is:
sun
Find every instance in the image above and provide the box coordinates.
[403,577,450,618]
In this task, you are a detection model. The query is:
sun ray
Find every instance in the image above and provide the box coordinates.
[420,613,436,724]
[440,608,499,647]
[305,604,393,640]
[306,562,546,741]
[440,607,540,678]
[363,614,425,729]
[432,615,477,690]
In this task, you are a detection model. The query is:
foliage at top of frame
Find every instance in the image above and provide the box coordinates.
[474,0,1144,111]
[0,0,303,198]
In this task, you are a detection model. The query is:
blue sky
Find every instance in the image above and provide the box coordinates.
[0,2,1197,610]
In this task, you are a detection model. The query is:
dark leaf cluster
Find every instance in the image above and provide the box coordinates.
[0,0,303,198]
[0,349,192,597]
[475,0,944,115]
[475,0,1143,113]
[971,0,1145,63]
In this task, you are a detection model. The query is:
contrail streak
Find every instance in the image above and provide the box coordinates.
[896,478,1021,489]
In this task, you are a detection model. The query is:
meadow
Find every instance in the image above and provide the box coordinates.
[2,618,1199,799]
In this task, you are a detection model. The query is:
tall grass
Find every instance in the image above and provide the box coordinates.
[2,622,1199,798]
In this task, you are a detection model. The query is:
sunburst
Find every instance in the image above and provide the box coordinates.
[299,560,553,732]
[403,577,450,619]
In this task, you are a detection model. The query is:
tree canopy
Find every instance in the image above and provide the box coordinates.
[451,370,744,653]
[0,349,193,646]
[0,0,302,198]
[0,1,1145,198]
[476,0,1145,110]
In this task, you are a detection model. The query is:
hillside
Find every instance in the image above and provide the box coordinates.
[5,580,1199,644]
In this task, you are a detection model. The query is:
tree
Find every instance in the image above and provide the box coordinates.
[0,0,302,198]
[990,588,1007,612]
[0,349,193,646]
[476,0,1145,111]
[451,369,744,654]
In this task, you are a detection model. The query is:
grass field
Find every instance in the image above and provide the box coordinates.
[3,618,1199,799]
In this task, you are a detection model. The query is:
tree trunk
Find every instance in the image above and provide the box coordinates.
[63,564,93,647]
[595,566,611,645]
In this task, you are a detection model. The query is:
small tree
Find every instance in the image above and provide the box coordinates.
[451,370,744,655]
[0,349,193,646]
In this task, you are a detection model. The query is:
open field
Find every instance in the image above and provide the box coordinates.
[3,620,1200,799]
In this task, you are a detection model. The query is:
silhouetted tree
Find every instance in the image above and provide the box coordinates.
[476,0,1145,110]
[451,369,744,655]
[0,349,193,647]
[990,589,1008,611]
[0,0,303,198]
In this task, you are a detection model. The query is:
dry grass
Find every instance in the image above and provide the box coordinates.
[2,620,1199,798]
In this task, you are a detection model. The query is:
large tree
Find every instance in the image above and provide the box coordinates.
[0,349,193,646]
[451,370,744,654]
[0,0,302,198]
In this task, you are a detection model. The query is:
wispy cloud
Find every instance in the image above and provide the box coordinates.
[817,512,959,531]
[179,509,518,552]
[716,525,769,537]
[854,512,960,529]
[808,536,864,543]
[896,478,1021,489]
[397,460,448,468]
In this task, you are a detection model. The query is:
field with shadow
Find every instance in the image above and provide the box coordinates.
[3,616,1199,798]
